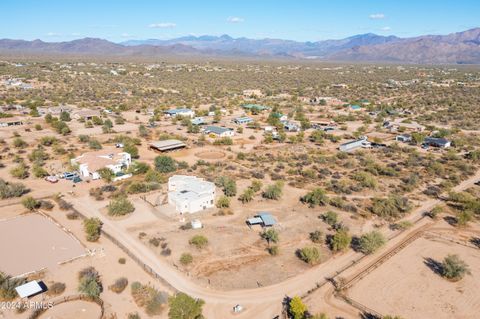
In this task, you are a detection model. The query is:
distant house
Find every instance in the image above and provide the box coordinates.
[350,104,361,111]
[203,125,235,137]
[424,137,451,148]
[191,117,206,125]
[150,139,186,152]
[383,120,425,132]
[71,150,131,179]
[284,122,300,132]
[242,104,270,112]
[233,116,253,125]
[339,136,371,152]
[72,109,101,121]
[164,108,195,118]
[247,212,277,228]
[168,175,216,214]
[0,116,23,127]
[396,134,412,143]
[271,112,288,122]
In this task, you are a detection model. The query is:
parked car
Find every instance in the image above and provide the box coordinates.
[72,176,82,183]
[63,172,78,180]
[45,176,58,183]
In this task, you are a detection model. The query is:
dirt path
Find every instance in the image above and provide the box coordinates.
[64,168,480,318]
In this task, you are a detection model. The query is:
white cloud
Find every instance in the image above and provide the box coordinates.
[380,26,391,31]
[369,13,385,20]
[149,22,176,28]
[227,16,244,23]
[46,32,61,37]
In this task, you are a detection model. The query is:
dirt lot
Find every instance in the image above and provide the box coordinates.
[38,300,102,319]
[0,214,86,277]
[348,231,480,319]
[130,180,368,290]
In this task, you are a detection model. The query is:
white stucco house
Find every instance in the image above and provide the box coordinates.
[168,175,216,214]
[71,150,131,179]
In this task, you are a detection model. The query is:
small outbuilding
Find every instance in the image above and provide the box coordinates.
[150,139,186,152]
[15,280,44,298]
[424,137,451,148]
[203,125,235,137]
[247,212,276,227]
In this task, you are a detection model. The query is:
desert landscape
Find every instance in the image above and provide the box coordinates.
[0,2,480,319]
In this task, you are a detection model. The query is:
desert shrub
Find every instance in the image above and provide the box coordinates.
[56,198,72,210]
[216,195,230,208]
[268,245,279,256]
[289,296,308,319]
[179,253,193,266]
[127,181,160,194]
[83,217,102,242]
[108,197,135,216]
[301,188,329,207]
[0,179,29,198]
[238,187,255,203]
[78,267,102,298]
[109,277,128,294]
[261,228,279,245]
[441,254,471,281]
[47,282,66,296]
[12,137,27,148]
[21,196,40,211]
[262,181,284,200]
[359,231,386,254]
[127,313,141,319]
[213,137,233,145]
[10,163,29,179]
[371,195,411,221]
[297,246,321,265]
[352,171,378,189]
[168,293,204,319]
[97,167,114,182]
[330,229,352,252]
[118,257,126,264]
[32,164,49,178]
[309,230,323,243]
[215,176,237,196]
[131,282,168,316]
[322,211,338,226]
[0,272,25,300]
[189,235,209,249]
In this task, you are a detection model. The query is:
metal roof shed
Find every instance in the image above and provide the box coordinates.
[15,280,43,298]
[257,212,276,227]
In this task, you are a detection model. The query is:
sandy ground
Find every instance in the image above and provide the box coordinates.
[0,214,85,277]
[349,231,480,319]
[38,300,101,319]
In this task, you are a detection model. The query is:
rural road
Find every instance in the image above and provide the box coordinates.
[65,168,480,319]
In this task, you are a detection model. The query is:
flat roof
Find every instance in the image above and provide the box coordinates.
[150,139,186,151]
[15,280,43,298]
[204,125,232,135]
[164,108,192,114]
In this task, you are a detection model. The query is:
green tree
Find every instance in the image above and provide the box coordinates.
[359,231,386,254]
[60,111,71,122]
[154,156,177,173]
[124,143,139,159]
[261,228,279,245]
[168,293,205,319]
[97,167,114,182]
[78,267,102,298]
[289,296,308,319]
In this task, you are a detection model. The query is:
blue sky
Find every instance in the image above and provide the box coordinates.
[1,0,479,42]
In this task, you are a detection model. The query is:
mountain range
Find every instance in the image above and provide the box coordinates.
[1,28,480,64]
